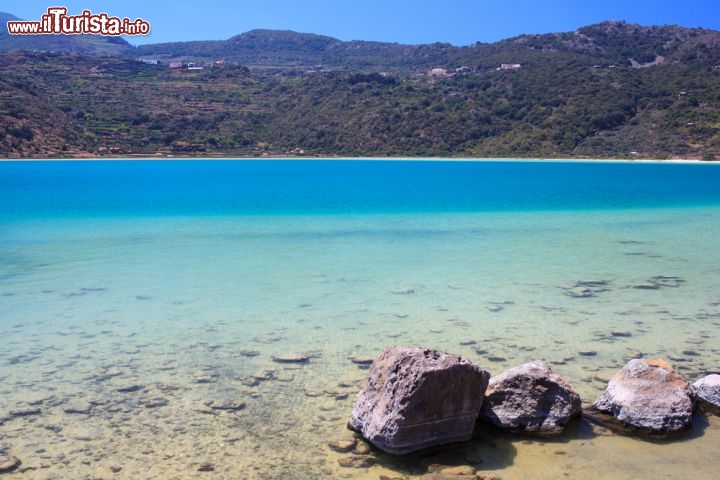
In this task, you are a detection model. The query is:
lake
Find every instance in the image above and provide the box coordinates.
[2,159,720,479]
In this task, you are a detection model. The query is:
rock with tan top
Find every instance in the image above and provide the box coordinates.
[479,360,582,435]
[591,358,695,434]
[347,346,490,455]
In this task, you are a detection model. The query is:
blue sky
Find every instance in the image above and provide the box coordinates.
[5,0,720,46]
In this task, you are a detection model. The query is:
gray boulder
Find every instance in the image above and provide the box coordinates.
[347,346,490,455]
[591,358,695,434]
[479,360,581,435]
[693,374,720,414]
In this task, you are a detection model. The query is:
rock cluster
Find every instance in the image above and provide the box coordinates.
[347,347,587,455]
[347,347,716,458]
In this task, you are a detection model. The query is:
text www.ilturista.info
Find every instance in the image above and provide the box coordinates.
[7,7,150,36]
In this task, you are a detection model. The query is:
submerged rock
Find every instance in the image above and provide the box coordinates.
[436,466,476,476]
[116,384,145,393]
[327,438,357,453]
[353,440,371,455]
[205,399,246,411]
[591,358,695,434]
[486,356,507,363]
[337,455,375,468]
[9,407,41,418]
[578,350,597,357]
[693,374,720,414]
[633,275,685,290]
[142,397,169,409]
[272,353,310,364]
[348,346,490,455]
[63,401,92,414]
[419,476,467,480]
[576,280,611,288]
[480,361,582,436]
[234,349,260,358]
[91,366,123,383]
[391,288,416,295]
[564,280,611,298]
[648,275,684,288]
[70,427,104,441]
[564,286,597,298]
[192,371,220,384]
[0,455,21,473]
[421,473,500,480]
[349,356,375,368]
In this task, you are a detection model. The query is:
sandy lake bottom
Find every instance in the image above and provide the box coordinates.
[2,205,720,479]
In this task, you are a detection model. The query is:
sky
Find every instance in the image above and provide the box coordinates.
[4,0,720,46]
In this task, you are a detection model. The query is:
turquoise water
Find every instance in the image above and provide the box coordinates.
[2,160,720,479]
[2,160,720,218]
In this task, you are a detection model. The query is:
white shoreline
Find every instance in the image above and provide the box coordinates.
[1,156,718,164]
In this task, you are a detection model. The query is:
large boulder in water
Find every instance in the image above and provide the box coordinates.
[693,374,720,414]
[479,360,582,435]
[591,359,695,434]
[347,346,490,455]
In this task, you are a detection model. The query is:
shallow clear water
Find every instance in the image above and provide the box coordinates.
[2,160,720,479]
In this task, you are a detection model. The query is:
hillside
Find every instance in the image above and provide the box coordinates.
[133,21,720,73]
[1,20,719,159]
[133,29,462,73]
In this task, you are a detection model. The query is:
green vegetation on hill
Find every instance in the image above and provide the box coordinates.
[133,29,464,73]
[1,20,719,159]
